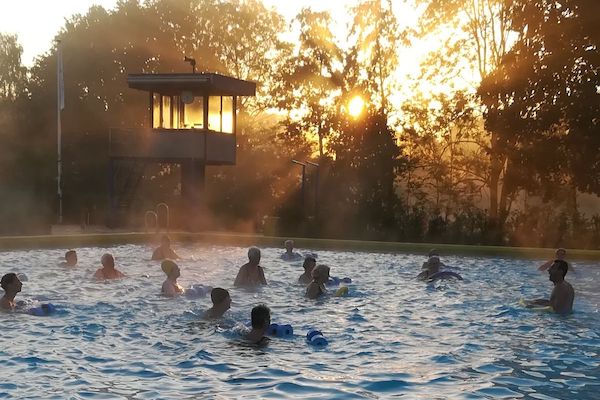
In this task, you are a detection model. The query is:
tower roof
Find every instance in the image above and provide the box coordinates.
[127,73,256,96]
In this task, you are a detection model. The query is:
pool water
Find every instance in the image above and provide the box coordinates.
[1,244,599,399]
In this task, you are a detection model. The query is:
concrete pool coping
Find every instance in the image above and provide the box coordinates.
[1,231,599,261]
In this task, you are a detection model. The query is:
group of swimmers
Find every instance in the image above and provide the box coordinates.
[418,247,575,314]
[0,239,577,343]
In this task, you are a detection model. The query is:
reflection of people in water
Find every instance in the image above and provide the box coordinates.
[306,264,330,299]
[161,260,184,297]
[0,273,23,311]
[527,260,574,314]
[94,253,125,280]
[152,235,179,261]
[281,239,302,261]
[244,304,271,345]
[538,248,574,273]
[65,250,78,267]
[204,288,231,319]
[234,247,267,288]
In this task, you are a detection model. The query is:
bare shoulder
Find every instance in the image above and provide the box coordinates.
[565,280,575,294]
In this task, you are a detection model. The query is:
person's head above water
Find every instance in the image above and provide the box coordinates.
[65,250,77,266]
[555,248,567,260]
[210,287,231,308]
[101,253,115,269]
[248,247,261,264]
[312,264,330,283]
[426,255,441,269]
[285,240,294,252]
[549,259,568,284]
[428,249,439,258]
[161,260,180,280]
[1,273,22,294]
[251,304,271,330]
[303,256,316,272]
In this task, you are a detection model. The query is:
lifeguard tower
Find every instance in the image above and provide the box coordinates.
[108,72,256,228]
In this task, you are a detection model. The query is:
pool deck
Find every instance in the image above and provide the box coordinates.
[1,230,599,261]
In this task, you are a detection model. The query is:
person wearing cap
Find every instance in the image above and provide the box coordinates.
[204,288,232,319]
[94,253,125,280]
[161,260,184,297]
[0,273,23,311]
[64,250,78,267]
[281,239,302,261]
[152,235,180,261]
[298,256,317,285]
[234,247,267,288]
[538,248,574,273]
[306,264,330,299]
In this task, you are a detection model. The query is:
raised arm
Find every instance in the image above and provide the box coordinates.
[538,260,553,271]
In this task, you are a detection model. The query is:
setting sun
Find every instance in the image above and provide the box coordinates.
[348,95,365,118]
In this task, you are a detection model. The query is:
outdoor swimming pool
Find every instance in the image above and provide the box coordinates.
[1,243,599,399]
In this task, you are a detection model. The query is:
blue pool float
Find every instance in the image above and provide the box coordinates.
[185,284,213,298]
[326,277,352,286]
[28,303,56,317]
[306,329,328,346]
[267,323,294,337]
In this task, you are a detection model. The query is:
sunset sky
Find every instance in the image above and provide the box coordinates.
[0,0,422,67]
[0,0,322,66]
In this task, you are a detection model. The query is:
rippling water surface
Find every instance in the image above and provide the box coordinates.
[1,243,599,399]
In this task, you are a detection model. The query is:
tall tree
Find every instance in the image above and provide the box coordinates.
[348,0,403,114]
[417,0,516,230]
[479,0,600,199]
[401,90,488,213]
[0,33,26,101]
[274,8,343,158]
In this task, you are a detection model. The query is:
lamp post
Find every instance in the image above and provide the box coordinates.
[292,159,307,215]
[306,161,319,218]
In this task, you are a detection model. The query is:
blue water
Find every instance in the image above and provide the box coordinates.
[1,244,599,399]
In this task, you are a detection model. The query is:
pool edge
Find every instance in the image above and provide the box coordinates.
[1,232,599,261]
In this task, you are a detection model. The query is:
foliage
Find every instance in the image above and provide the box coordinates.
[480,0,600,195]
[0,0,599,249]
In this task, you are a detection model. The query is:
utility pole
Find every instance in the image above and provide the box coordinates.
[292,160,307,215]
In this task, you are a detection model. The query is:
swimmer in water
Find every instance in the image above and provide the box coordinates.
[0,273,22,311]
[527,259,574,314]
[65,250,77,267]
[152,235,180,261]
[281,239,302,261]
[538,248,574,273]
[298,256,316,285]
[306,264,330,299]
[421,249,446,270]
[417,256,442,280]
[94,253,125,280]
[244,304,271,344]
[234,247,267,288]
[161,260,184,297]
[204,288,231,319]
